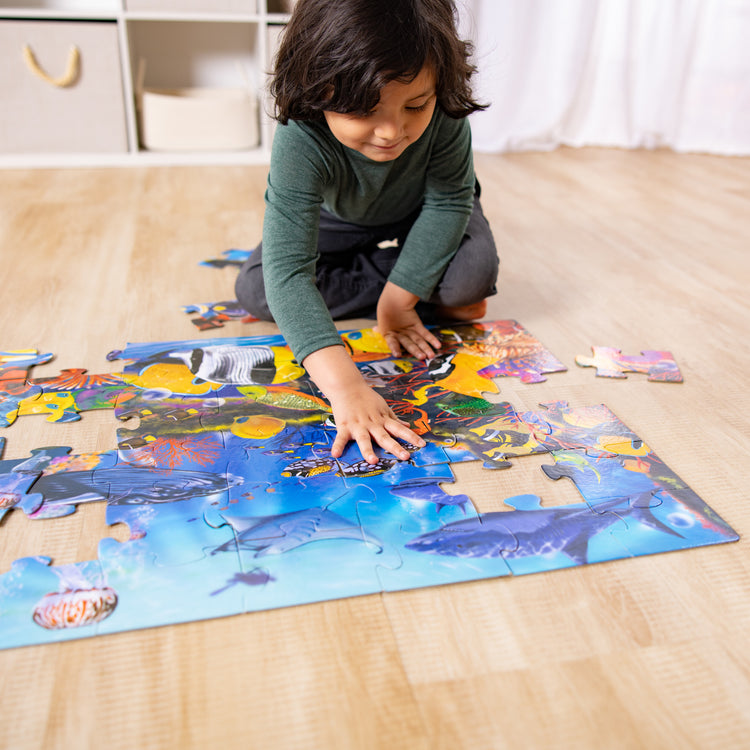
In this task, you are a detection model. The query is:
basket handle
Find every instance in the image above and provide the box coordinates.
[22,44,80,87]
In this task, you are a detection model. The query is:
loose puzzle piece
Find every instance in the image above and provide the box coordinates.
[182,300,257,331]
[183,249,256,330]
[575,346,683,382]
[0,323,738,650]
[199,248,253,269]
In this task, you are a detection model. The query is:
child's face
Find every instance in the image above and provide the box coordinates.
[324,66,436,162]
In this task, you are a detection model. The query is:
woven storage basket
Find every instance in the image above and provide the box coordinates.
[139,87,258,151]
[137,60,258,151]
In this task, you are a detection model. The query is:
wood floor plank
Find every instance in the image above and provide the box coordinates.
[1,148,748,749]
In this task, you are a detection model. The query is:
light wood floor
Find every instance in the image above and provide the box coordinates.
[1,147,748,750]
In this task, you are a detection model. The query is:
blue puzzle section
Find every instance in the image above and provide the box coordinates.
[0,323,739,648]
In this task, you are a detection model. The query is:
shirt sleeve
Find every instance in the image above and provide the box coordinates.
[386,115,476,299]
[262,123,344,364]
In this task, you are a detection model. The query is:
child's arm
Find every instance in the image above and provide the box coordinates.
[376,281,442,359]
[303,344,426,464]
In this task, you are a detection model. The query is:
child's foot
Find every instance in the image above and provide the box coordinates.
[434,300,487,322]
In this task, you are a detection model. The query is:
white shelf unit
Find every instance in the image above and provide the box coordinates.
[0,1,293,167]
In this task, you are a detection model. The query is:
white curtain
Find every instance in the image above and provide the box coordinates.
[459,0,750,154]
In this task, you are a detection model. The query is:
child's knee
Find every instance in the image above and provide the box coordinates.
[474,248,500,292]
[439,250,499,308]
[235,261,273,321]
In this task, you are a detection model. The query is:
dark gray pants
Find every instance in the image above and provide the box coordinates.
[235,193,499,322]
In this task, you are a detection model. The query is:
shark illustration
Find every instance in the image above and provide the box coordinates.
[389,479,471,514]
[211,507,383,557]
[405,494,683,565]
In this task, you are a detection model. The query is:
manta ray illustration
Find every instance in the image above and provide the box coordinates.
[211,507,383,557]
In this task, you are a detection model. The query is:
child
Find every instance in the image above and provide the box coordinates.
[235,0,499,465]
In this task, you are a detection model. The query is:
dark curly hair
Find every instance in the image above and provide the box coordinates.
[270,0,487,124]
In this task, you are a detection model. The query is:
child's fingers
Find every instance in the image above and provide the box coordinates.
[330,430,350,459]
[354,434,381,465]
[384,416,426,455]
[345,422,422,464]
[394,331,435,360]
[424,330,442,350]
[371,427,412,462]
[337,423,381,465]
[402,324,441,359]
[382,332,403,358]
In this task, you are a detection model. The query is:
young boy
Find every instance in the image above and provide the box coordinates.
[235,0,499,464]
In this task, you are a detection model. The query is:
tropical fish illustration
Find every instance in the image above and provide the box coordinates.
[281,457,338,478]
[172,345,276,385]
[211,507,383,557]
[238,385,330,412]
[405,494,683,565]
[435,392,495,416]
[338,457,398,478]
[281,455,397,479]
[23,466,243,516]
[390,480,470,514]
[360,360,414,381]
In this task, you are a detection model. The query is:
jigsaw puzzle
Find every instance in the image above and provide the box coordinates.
[183,250,256,330]
[0,321,737,648]
[575,346,683,382]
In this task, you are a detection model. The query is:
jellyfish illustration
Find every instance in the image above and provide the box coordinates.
[32,564,117,630]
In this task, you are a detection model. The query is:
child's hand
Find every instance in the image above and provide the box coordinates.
[376,281,441,359]
[327,380,422,464]
[303,344,426,464]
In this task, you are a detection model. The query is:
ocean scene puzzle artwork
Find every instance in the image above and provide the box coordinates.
[0,321,738,648]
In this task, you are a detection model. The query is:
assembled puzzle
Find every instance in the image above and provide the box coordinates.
[0,320,737,648]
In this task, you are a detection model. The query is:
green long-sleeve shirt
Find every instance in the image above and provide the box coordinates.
[262,107,476,364]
